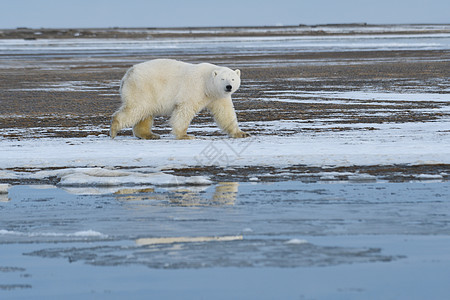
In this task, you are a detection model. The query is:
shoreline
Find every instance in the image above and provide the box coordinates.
[1,24,449,40]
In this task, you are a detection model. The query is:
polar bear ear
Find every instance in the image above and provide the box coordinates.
[235,69,241,77]
[212,70,219,77]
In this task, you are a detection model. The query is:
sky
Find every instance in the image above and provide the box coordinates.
[1,0,449,29]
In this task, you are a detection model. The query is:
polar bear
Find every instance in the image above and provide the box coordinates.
[110,59,250,140]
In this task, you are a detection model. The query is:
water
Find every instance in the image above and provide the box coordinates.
[1,33,449,58]
[1,181,450,299]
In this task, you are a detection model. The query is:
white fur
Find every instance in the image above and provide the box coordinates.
[110,59,249,140]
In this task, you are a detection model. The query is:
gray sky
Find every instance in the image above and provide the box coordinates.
[1,0,449,29]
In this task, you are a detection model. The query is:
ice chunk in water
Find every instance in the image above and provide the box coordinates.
[31,167,211,187]
[285,239,309,245]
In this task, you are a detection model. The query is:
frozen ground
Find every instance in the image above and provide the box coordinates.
[1,25,450,299]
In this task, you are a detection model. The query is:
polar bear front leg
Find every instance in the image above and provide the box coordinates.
[170,104,196,140]
[133,116,161,140]
[110,106,141,139]
[207,98,250,138]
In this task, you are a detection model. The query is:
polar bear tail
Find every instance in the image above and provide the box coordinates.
[119,67,134,96]
[111,67,147,138]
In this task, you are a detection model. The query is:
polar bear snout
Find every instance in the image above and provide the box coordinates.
[225,85,233,92]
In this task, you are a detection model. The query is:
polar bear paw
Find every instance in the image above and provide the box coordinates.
[231,131,251,138]
[135,132,161,140]
[176,134,195,140]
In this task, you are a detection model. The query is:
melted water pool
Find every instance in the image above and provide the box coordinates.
[1,181,449,299]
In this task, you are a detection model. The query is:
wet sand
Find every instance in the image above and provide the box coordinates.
[1,49,448,125]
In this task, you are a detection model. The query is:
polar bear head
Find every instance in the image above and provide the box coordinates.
[211,68,241,97]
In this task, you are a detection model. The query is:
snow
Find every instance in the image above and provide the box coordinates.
[347,173,377,182]
[8,80,120,92]
[28,167,211,187]
[413,174,444,180]
[2,116,449,169]
[263,91,450,103]
[1,118,449,185]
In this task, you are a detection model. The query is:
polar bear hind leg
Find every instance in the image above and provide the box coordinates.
[110,106,147,139]
[133,116,160,139]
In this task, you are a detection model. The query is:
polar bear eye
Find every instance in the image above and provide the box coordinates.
[232,79,235,81]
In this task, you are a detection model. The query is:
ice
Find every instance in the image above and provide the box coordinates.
[0,170,18,179]
[71,230,107,237]
[1,32,449,59]
[413,174,444,180]
[348,173,377,182]
[8,80,120,92]
[0,229,107,238]
[31,167,212,187]
[135,235,243,246]
[263,91,449,103]
[1,117,449,183]
[285,239,309,245]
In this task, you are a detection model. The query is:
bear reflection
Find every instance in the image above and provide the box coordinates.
[115,182,238,206]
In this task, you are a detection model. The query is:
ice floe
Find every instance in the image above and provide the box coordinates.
[413,174,444,180]
[0,229,107,238]
[285,239,309,245]
[30,167,212,187]
[135,235,243,246]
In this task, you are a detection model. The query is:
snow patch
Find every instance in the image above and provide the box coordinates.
[0,170,18,179]
[264,91,450,103]
[348,173,377,182]
[413,174,444,180]
[32,167,211,187]
[0,229,107,238]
